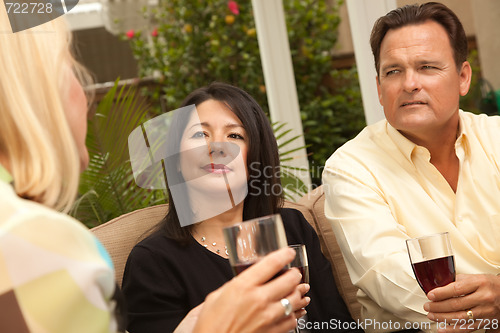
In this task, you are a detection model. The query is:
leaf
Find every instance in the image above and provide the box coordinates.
[71,81,167,226]
[273,121,308,199]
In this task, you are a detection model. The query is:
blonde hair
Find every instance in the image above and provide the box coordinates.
[0,7,91,212]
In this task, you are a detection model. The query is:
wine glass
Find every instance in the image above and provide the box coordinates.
[289,244,309,333]
[406,232,455,294]
[289,244,309,284]
[223,214,289,276]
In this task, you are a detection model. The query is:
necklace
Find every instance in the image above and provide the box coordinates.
[199,236,229,257]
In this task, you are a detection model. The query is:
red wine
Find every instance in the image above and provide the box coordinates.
[297,265,310,284]
[231,262,289,279]
[232,262,254,276]
[412,255,455,294]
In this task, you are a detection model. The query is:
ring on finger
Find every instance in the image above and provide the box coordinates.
[466,310,474,321]
[280,298,293,317]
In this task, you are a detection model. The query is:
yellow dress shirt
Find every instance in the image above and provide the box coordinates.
[323,110,500,332]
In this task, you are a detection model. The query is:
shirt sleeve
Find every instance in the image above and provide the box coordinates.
[322,159,429,324]
[0,210,118,333]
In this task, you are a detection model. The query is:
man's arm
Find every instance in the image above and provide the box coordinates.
[323,161,429,324]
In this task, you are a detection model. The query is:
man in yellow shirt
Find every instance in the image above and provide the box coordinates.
[323,2,500,332]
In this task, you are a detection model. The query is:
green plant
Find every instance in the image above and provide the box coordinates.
[301,67,365,184]
[126,0,365,185]
[128,0,264,110]
[273,122,309,199]
[459,49,490,114]
[71,81,167,228]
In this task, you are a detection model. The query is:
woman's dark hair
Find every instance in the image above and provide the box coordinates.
[156,82,283,244]
[370,2,468,76]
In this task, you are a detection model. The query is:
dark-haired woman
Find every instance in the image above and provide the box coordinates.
[122,82,362,333]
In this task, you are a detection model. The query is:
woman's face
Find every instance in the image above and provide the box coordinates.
[63,69,89,170]
[179,99,249,199]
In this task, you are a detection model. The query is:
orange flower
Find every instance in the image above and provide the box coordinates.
[246,28,256,37]
[184,24,193,33]
[225,15,235,25]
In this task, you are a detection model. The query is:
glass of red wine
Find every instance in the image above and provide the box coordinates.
[223,214,289,276]
[289,244,309,333]
[289,244,309,284]
[406,232,455,294]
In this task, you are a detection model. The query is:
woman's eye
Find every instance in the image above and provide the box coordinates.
[191,131,207,138]
[229,133,244,140]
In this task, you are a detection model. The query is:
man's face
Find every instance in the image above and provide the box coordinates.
[376,20,471,142]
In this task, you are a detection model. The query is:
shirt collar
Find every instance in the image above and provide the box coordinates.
[455,110,470,155]
[386,121,419,162]
[385,110,469,163]
[0,163,13,184]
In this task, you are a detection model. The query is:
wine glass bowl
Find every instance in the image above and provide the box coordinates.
[289,244,309,284]
[406,232,455,294]
[223,214,288,276]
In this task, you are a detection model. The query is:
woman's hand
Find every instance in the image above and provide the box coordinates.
[174,304,203,333]
[192,247,310,333]
[424,274,500,332]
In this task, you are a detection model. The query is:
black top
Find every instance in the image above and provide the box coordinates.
[122,208,362,332]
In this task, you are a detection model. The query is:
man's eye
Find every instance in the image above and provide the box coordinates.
[386,69,400,76]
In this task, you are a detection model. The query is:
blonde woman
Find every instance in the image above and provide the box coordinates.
[0,7,124,333]
[0,6,307,333]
